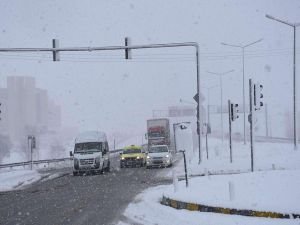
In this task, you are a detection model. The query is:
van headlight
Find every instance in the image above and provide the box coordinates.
[95,156,101,164]
[165,155,170,158]
[74,158,79,169]
[74,158,79,164]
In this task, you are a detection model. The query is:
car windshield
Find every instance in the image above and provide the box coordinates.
[123,149,142,154]
[149,146,168,153]
[74,142,102,153]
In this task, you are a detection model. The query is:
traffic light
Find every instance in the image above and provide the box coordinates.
[31,136,36,149]
[193,93,200,135]
[254,83,263,110]
[231,103,239,121]
[52,39,60,61]
[125,37,132,59]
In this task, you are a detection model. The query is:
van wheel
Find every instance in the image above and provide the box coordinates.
[73,171,78,176]
[106,161,110,172]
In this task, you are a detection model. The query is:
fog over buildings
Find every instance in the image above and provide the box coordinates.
[0,76,63,162]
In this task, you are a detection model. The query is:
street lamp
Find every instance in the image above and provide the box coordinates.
[206,70,234,143]
[266,14,299,149]
[221,38,263,145]
[201,85,218,126]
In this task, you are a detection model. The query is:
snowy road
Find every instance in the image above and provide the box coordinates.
[0,157,173,225]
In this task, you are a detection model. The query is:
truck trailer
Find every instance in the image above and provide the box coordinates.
[147,118,170,147]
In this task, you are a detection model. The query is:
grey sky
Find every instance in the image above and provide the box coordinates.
[0,0,299,135]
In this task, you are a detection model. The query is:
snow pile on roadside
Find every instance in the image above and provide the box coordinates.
[118,139,300,225]
[172,138,300,177]
[118,182,299,225]
[0,169,42,192]
[165,170,300,214]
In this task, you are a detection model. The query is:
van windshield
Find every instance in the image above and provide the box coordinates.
[74,142,103,153]
[149,146,168,153]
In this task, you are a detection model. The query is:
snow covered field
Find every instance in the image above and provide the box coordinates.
[118,138,300,225]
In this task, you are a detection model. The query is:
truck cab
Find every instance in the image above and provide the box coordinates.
[70,131,110,175]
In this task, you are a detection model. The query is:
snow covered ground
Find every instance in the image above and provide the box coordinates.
[118,138,300,225]
[0,169,42,192]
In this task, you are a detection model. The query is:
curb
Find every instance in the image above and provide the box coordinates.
[161,196,300,219]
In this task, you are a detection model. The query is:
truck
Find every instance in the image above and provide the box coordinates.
[147,118,170,147]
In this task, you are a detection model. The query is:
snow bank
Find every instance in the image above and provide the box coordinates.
[171,138,300,177]
[119,138,300,225]
[0,169,42,192]
[118,183,299,225]
[164,170,300,214]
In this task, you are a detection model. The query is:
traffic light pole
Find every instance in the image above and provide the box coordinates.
[0,40,203,161]
[249,79,254,172]
[228,100,233,163]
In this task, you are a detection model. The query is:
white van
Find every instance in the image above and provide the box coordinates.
[70,131,110,175]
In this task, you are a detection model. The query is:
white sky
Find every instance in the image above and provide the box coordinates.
[0,0,299,135]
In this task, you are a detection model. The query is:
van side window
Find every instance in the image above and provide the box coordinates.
[102,142,108,155]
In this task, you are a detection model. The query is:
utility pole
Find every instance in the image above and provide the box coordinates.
[266,14,299,149]
[228,100,233,163]
[249,79,254,172]
[206,70,234,143]
[221,38,263,145]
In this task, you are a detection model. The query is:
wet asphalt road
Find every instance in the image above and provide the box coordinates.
[0,156,172,225]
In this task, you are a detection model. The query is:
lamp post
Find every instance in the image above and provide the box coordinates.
[202,85,218,126]
[221,38,263,145]
[206,70,234,143]
[265,14,299,149]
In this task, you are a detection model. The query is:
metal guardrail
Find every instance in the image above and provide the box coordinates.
[0,158,72,169]
[0,149,123,169]
[255,136,294,143]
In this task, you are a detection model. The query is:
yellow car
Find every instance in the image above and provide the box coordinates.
[120,145,146,168]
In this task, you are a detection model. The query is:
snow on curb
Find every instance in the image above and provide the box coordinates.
[160,196,300,219]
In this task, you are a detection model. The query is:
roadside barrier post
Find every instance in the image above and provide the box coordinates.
[179,150,188,187]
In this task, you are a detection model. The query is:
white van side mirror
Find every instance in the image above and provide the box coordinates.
[69,151,73,157]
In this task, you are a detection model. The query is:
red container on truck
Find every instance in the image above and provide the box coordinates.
[147,118,170,146]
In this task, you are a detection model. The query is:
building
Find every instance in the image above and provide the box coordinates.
[0,76,61,143]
